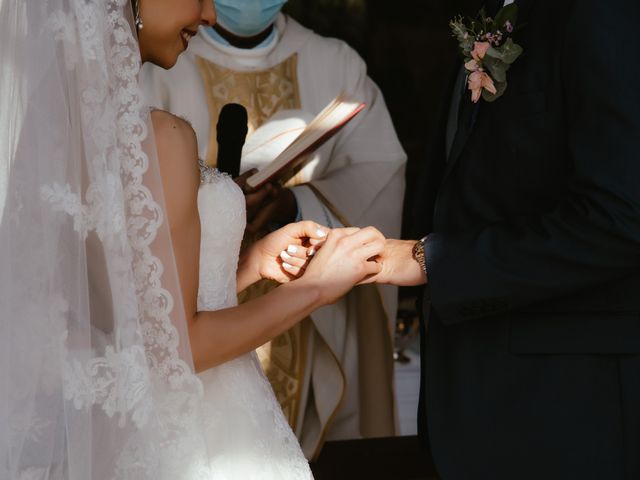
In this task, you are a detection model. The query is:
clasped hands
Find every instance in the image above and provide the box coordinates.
[245,221,426,305]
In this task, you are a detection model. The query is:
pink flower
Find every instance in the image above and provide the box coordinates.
[471,41,491,61]
[465,59,480,72]
[468,70,497,103]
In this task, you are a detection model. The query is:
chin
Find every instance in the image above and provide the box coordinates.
[149,53,179,70]
[161,56,179,70]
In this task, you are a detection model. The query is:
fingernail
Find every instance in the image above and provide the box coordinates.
[316,229,327,238]
[281,251,292,260]
[282,262,293,270]
[307,248,315,257]
[287,245,298,254]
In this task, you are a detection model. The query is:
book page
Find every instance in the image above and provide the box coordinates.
[246,93,364,189]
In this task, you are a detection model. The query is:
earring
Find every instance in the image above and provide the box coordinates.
[134,0,144,30]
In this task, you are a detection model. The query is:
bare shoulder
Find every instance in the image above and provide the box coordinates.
[150,110,199,230]
[150,109,197,155]
[151,109,192,132]
[150,109,198,178]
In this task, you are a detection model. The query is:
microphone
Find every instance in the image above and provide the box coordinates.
[216,103,248,178]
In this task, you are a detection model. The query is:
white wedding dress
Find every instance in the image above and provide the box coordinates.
[1,0,312,477]
[195,162,313,479]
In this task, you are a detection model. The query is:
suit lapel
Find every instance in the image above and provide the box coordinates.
[486,0,502,16]
[445,66,467,159]
[442,74,480,181]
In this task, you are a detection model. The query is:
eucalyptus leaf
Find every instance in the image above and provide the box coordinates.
[483,56,507,83]
[482,81,507,102]
[500,38,523,64]
[493,4,518,32]
[486,46,505,61]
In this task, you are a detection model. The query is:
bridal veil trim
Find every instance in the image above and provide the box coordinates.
[0,0,212,477]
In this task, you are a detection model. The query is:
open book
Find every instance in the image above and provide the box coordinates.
[245,93,365,189]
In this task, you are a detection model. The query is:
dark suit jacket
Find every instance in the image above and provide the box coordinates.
[420,1,640,479]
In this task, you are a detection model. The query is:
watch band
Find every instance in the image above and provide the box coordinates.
[412,236,428,275]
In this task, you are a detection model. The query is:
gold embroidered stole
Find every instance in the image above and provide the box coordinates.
[196,54,301,167]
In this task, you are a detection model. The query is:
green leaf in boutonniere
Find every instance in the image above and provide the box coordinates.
[502,38,524,64]
[487,38,524,65]
[482,79,507,103]
[450,4,524,103]
[493,3,519,33]
[450,17,475,54]
[482,55,507,83]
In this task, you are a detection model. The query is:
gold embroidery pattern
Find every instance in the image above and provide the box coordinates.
[196,54,301,167]
[256,319,310,427]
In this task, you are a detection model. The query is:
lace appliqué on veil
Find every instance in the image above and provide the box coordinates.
[40,0,210,477]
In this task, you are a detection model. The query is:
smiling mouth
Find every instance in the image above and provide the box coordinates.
[180,29,197,49]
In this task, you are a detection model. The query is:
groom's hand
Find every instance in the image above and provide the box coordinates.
[363,239,428,287]
[298,227,385,304]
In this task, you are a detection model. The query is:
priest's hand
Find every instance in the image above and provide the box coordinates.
[235,171,278,230]
[246,185,298,235]
[362,239,428,287]
[234,172,298,235]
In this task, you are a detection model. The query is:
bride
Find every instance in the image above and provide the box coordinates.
[0,0,383,479]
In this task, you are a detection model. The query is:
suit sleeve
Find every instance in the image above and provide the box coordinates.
[425,0,640,324]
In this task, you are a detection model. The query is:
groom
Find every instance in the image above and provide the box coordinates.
[375,0,640,478]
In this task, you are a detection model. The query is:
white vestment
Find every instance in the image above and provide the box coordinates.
[141,14,406,459]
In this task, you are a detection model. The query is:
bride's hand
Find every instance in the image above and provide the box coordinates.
[296,227,386,305]
[246,221,329,284]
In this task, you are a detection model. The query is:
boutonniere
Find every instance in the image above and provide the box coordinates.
[450,4,523,103]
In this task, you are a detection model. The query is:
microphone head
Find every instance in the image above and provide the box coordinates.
[217,103,248,145]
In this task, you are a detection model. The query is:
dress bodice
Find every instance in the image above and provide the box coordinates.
[197,162,246,311]
[195,161,312,479]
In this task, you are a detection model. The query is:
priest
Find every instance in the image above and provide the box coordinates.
[141,0,406,460]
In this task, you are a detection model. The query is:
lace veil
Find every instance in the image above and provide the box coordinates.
[0,0,212,478]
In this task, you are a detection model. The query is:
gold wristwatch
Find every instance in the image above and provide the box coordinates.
[412,236,428,275]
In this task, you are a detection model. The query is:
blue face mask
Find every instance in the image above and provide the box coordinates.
[215,0,287,37]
